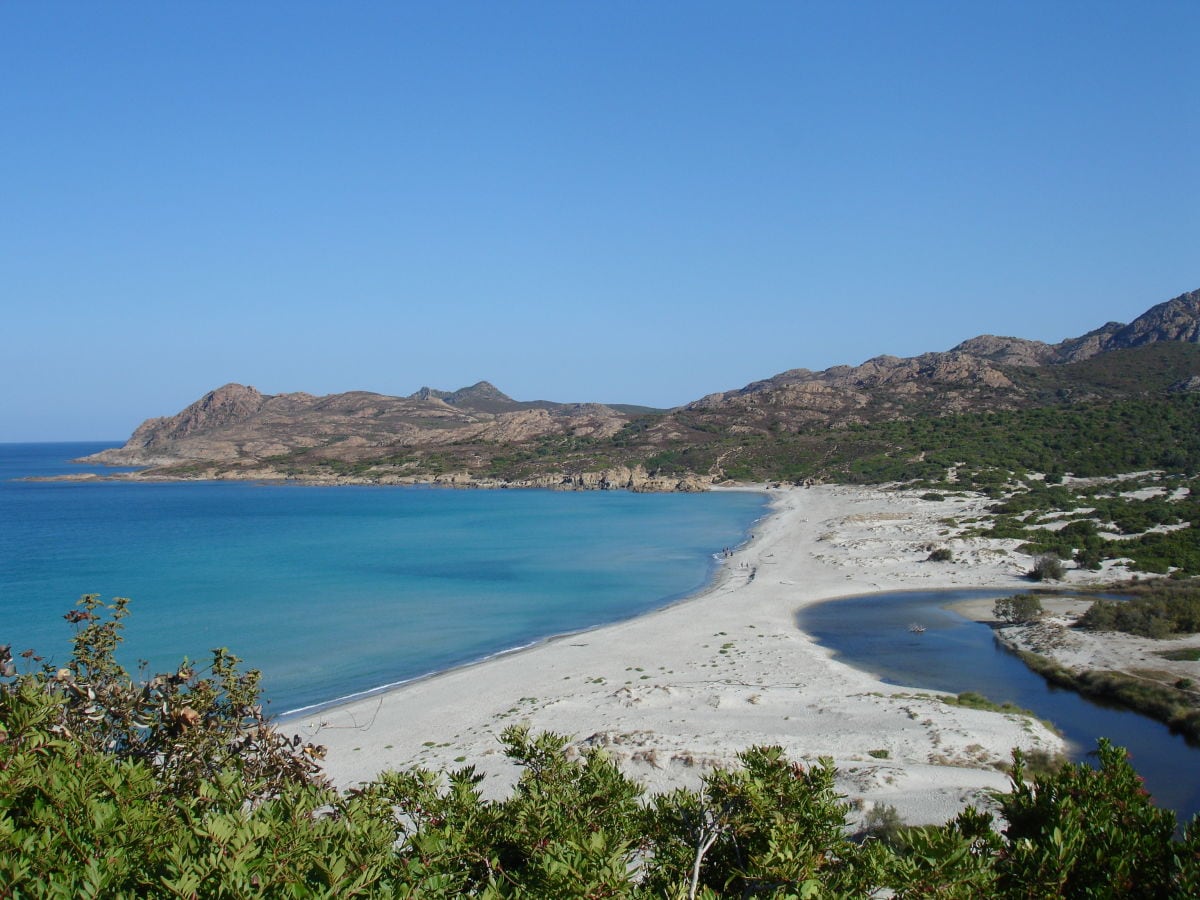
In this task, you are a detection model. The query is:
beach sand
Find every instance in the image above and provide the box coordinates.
[290,484,1068,826]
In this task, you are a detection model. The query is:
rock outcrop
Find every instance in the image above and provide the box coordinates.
[684,287,1200,431]
[82,383,631,471]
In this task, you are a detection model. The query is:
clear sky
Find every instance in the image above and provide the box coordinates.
[3,2,1197,440]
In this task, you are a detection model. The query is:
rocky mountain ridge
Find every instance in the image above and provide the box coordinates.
[81,287,1199,489]
[679,289,1200,432]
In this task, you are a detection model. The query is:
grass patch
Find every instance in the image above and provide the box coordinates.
[1157,647,1200,662]
[940,691,1036,717]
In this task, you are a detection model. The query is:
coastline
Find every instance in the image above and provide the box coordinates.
[280,487,769,721]
[35,460,713,493]
[292,483,1071,826]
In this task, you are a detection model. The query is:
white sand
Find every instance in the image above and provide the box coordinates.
[289,484,1065,826]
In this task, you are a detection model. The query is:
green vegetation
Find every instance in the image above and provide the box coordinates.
[856,803,905,848]
[1029,554,1066,582]
[993,593,1045,624]
[1078,580,1200,638]
[701,394,1200,487]
[1013,648,1200,743]
[995,740,1194,896]
[940,691,1039,718]
[961,472,1200,576]
[985,581,1200,742]
[1159,647,1200,662]
[3,600,1200,896]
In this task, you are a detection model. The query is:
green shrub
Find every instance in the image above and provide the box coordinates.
[641,747,878,897]
[1029,554,1066,582]
[1079,581,1200,637]
[3,595,325,799]
[994,593,1045,624]
[996,740,1193,896]
[4,600,1200,896]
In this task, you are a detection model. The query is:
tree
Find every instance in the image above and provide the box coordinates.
[994,593,1045,624]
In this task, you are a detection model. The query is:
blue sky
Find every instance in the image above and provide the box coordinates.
[3,2,1197,440]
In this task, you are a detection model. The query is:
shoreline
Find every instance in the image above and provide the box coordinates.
[279,485,772,721]
[280,495,768,720]
[36,458,719,493]
[292,483,1073,826]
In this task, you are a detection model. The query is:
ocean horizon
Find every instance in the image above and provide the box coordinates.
[0,442,767,714]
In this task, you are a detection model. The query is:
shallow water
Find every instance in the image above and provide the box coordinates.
[797,589,1200,822]
[1,443,766,715]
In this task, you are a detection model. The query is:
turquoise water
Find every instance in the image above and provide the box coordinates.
[0,443,767,715]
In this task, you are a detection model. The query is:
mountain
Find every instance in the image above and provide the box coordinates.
[83,287,1200,487]
[82,382,632,473]
[676,289,1200,431]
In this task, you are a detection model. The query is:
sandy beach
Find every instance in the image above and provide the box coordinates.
[291,484,1069,826]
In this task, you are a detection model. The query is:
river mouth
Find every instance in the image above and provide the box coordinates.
[797,588,1200,823]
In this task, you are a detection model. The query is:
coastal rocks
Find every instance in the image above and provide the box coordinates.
[50,464,713,494]
[526,465,710,493]
[432,472,475,487]
[374,466,711,493]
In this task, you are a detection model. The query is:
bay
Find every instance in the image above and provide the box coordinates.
[0,443,766,715]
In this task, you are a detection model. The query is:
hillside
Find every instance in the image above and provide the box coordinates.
[81,288,1200,488]
[82,381,638,475]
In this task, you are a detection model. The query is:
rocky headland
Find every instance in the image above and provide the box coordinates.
[74,287,1199,489]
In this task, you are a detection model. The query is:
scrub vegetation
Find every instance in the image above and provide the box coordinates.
[2,599,1199,897]
[990,580,1200,742]
[1079,581,1200,638]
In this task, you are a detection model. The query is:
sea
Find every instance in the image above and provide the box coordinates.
[0,442,767,715]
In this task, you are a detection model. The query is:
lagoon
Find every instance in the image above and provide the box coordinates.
[798,589,1200,821]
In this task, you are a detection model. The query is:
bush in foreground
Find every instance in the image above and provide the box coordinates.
[2,597,1199,897]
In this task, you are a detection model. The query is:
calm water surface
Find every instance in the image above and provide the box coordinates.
[1,443,766,715]
[798,589,1200,822]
